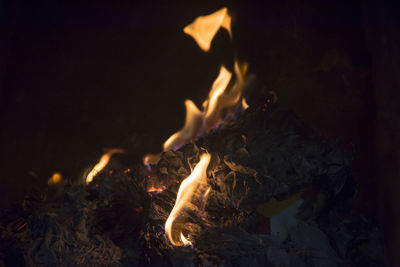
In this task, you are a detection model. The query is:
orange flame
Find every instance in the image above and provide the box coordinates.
[203,65,232,126]
[143,7,250,167]
[184,7,231,52]
[163,100,203,152]
[86,149,124,184]
[165,153,211,246]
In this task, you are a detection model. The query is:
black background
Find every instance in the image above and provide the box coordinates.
[1,0,399,264]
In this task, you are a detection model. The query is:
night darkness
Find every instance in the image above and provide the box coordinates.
[1,0,399,265]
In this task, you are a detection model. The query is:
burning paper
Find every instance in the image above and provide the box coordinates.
[142,7,252,247]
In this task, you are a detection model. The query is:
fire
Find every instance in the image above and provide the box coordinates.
[180,233,192,246]
[184,7,231,52]
[86,149,124,184]
[202,66,232,129]
[161,60,248,152]
[165,153,211,246]
[143,7,250,163]
[140,8,251,247]
[163,100,203,152]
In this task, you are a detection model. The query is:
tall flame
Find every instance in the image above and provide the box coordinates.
[165,153,211,246]
[203,65,232,123]
[184,7,231,52]
[86,149,124,184]
[143,7,250,167]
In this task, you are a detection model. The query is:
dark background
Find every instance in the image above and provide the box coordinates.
[0,0,399,265]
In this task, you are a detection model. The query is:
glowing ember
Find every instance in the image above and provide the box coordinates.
[165,153,211,246]
[183,7,231,52]
[242,98,249,110]
[48,172,62,185]
[147,185,167,194]
[86,149,124,184]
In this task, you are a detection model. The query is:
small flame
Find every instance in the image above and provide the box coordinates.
[184,7,231,52]
[180,233,192,246]
[48,172,62,185]
[86,149,124,184]
[242,98,249,110]
[165,153,211,246]
[143,152,162,171]
[163,100,203,152]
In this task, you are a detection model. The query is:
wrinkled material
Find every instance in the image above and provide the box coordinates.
[0,101,384,266]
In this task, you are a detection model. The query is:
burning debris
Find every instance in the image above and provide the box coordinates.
[0,7,384,267]
[0,101,384,266]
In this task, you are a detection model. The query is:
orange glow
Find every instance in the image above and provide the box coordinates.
[242,98,249,110]
[163,99,203,152]
[184,7,231,52]
[165,153,211,246]
[86,149,124,184]
[147,185,167,193]
[48,172,62,185]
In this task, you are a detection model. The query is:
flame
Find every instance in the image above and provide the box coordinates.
[184,7,231,52]
[163,100,203,152]
[165,153,211,246]
[242,98,249,110]
[48,172,62,185]
[86,149,124,184]
[160,60,248,152]
[143,7,250,169]
[180,233,192,246]
[143,152,162,170]
[203,66,232,124]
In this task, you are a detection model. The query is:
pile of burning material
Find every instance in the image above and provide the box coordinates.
[0,7,384,267]
[0,101,384,266]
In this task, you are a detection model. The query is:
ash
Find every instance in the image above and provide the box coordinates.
[0,100,384,266]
